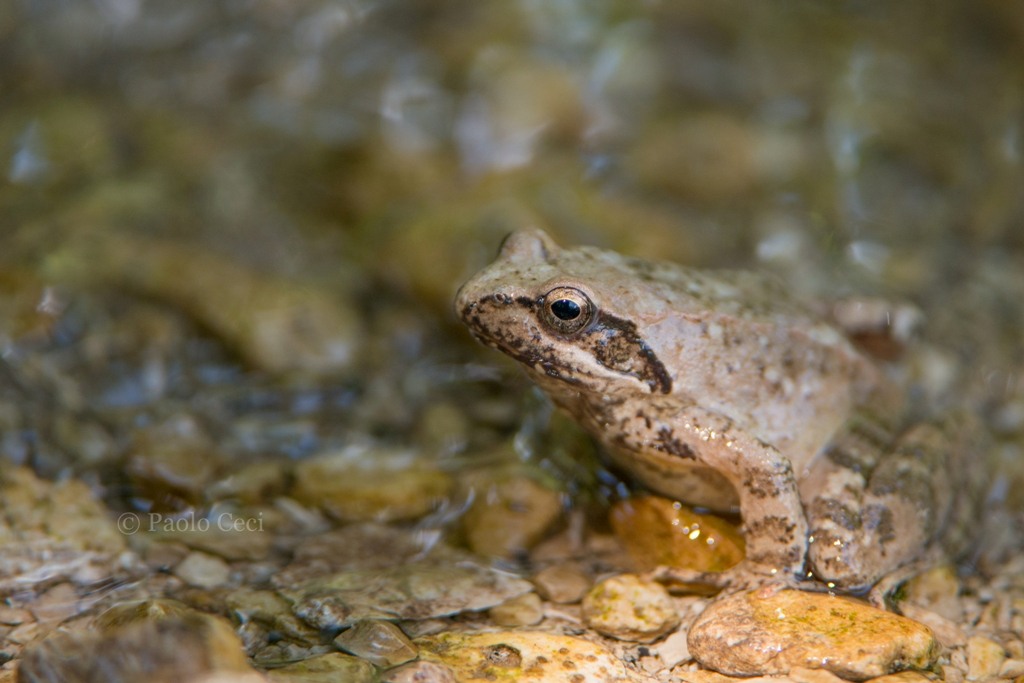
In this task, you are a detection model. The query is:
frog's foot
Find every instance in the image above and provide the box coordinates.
[803,420,952,592]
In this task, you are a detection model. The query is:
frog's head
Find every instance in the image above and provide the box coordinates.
[455,229,672,396]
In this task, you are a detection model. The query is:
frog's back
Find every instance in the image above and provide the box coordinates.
[559,246,877,471]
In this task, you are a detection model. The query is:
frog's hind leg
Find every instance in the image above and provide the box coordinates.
[607,398,811,588]
[802,417,953,591]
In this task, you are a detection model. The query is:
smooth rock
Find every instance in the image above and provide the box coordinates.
[0,467,127,595]
[273,523,442,584]
[897,602,965,648]
[532,563,591,604]
[966,635,1006,680]
[125,415,219,509]
[46,235,364,375]
[265,652,375,683]
[790,667,850,683]
[688,589,938,681]
[657,629,693,669]
[173,551,232,588]
[153,524,271,563]
[901,564,963,622]
[18,610,257,683]
[610,496,744,573]
[292,448,451,523]
[207,460,289,505]
[865,672,933,683]
[999,659,1024,678]
[416,630,653,682]
[333,619,417,668]
[94,598,195,631]
[582,573,680,643]
[462,470,563,558]
[282,561,533,630]
[488,591,544,626]
[224,589,320,646]
[382,660,458,683]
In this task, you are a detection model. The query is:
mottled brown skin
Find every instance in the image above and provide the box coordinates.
[456,229,958,591]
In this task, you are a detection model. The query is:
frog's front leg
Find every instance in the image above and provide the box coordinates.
[801,416,953,591]
[597,397,809,586]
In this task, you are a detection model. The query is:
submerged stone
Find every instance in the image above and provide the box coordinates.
[265,653,375,683]
[416,631,652,683]
[292,448,451,523]
[18,610,257,683]
[0,467,128,596]
[461,470,563,558]
[282,562,532,630]
[610,496,744,573]
[333,619,417,668]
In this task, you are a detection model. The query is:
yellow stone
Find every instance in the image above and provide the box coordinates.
[416,631,650,682]
[582,574,680,643]
[688,589,938,681]
[610,495,744,572]
[966,635,1006,681]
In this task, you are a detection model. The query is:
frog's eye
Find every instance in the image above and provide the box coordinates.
[540,287,594,335]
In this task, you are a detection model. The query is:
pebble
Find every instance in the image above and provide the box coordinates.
[790,667,849,683]
[173,551,232,588]
[125,415,219,509]
[17,610,257,683]
[532,563,591,604]
[865,672,933,683]
[281,561,532,629]
[0,607,30,626]
[901,564,963,622]
[657,629,693,669]
[415,630,651,682]
[999,659,1024,678]
[155,524,272,562]
[687,589,938,681]
[224,589,320,646]
[50,235,365,375]
[461,470,563,558]
[333,619,417,668]
[0,467,127,594]
[966,635,1006,680]
[897,601,966,648]
[207,460,289,504]
[292,448,451,522]
[382,660,458,683]
[582,573,680,643]
[27,583,81,624]
[488,591,544,626]
[609,496,745,573]
[94,598,194,631]
[266,652,376,683]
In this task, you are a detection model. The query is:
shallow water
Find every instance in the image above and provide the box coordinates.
[2,2,1023,680]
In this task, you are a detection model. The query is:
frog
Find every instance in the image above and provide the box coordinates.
[455,228,964,592]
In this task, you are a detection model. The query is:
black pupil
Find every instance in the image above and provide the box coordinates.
[550,299,581,321]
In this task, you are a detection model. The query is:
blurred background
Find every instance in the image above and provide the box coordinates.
[1,0,1022,524]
